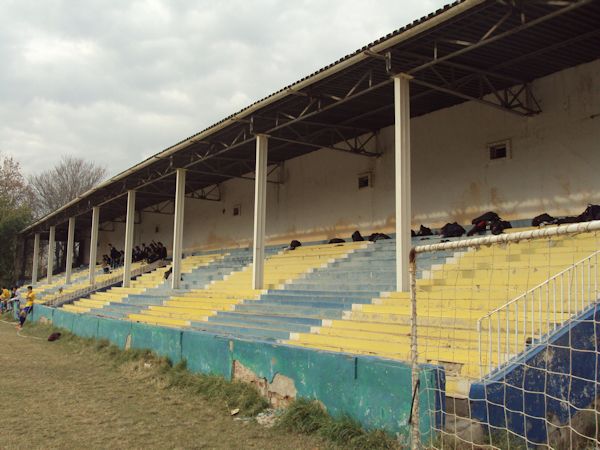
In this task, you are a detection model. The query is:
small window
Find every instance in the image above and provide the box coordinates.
[358,173,372,189]
[487,140,511,161]
[233,205,241,216]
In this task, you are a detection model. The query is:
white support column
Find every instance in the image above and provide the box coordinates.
[171,169,186,289]
[122,190,136,288]
[65,217,76,284]
[47,226,55,284]
[31,233,40,284]
[393,74,412,292]
[89,206,100,285]
[252,134,268,290]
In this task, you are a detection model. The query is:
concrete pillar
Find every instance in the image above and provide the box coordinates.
[171,169,186,289]
[252,134,268,290]
[89,206,100,285]
[393,74,412,292]
[65,217,75,284]
[122,190,136,288]
[31,233,40,284]
[47,226,55,284]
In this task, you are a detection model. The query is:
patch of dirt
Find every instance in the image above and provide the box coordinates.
[0,321,326,449]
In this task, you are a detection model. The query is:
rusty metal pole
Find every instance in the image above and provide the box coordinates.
[409,248,420,449]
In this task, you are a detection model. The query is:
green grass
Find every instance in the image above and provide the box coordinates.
[1,310,15,321]
[24,322,269,417]
[277,398,398,450]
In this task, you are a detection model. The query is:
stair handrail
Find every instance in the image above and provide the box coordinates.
[45,260,166,307]
[477,249,600,377]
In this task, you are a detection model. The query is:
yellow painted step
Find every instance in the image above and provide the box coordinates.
[73,299,109,308]
[128,314,190,328]
[288,334,497,370]
[141,309,215,321]
[62,304,91,313]
[166,298,241,307]
[148,304,233,315]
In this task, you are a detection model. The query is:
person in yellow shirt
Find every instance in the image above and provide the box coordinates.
[17,285,35,330]
[0,286,9,312]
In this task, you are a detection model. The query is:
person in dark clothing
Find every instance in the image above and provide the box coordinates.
[109,244,119,268]
[158,242,168,259]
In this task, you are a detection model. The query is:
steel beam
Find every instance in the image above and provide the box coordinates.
[394,74,412,292]
[32,233,40,284]
[65,217,75,284]
[171,169,186,289]
[89,206,100,285]
[252,135,268,290]
[122,190,136,288]
[47,226,55,284]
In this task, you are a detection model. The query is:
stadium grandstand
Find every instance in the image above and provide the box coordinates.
[14,0,600,447]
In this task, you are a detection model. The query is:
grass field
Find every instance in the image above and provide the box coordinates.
[0,318,326,450]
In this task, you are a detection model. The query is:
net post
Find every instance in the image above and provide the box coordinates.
[409,248,420,449]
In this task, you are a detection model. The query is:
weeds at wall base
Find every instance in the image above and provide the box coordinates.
[276,398,399,450]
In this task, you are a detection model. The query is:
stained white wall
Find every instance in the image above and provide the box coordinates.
[96,59,600,255]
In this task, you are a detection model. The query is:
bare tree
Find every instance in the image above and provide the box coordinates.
[29,156,107,218]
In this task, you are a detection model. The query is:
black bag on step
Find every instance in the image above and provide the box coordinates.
[491,220,512,235]
[471,211,500,225]
[368,233,391,242]
[328,238,345,244]
[351,230,364,242]
[417,225,433,236]
[576,204,600,222]
[440,222,466,238]
[467,221,487,237]
[556,216,578,225]
[532,213,556,227]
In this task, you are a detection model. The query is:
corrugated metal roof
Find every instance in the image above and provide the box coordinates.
[22,0,600,236]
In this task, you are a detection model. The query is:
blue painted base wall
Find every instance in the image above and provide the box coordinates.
[32,305,445,443]
[470,304,600,446]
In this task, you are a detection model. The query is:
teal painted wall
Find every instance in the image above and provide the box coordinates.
[32,305,444,441]
[181,330,232,377]
[130,322,182,364]
[72,314,99,339]
[97,318,132,349]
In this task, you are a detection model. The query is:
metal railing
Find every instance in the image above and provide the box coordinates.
[45,260,166,307]
[477,250,600,377]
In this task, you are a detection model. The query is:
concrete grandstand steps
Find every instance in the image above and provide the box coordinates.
[181,238,464,345]
[128,241,369,327]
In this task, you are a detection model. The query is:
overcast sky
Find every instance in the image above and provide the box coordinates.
[0,0,446,178]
